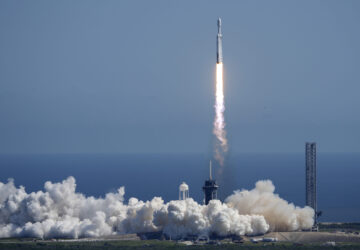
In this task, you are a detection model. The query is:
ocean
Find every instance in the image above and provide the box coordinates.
[0,153,359,222]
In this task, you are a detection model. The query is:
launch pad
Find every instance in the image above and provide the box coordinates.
[203,161,219,205]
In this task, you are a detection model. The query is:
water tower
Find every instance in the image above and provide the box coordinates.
[179,182,189,200]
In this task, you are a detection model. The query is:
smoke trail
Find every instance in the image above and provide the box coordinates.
[213,62,228,168]
[0,177,314,239]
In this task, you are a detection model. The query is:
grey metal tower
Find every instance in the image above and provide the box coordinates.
[203,161,218,205]
[305,142,317,225]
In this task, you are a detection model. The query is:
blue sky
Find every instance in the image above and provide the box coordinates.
[0,0,359,154]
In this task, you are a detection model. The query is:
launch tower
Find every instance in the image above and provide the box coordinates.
[203,161,218,205]
[305,142,318,227]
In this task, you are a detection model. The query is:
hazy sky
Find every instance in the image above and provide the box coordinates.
[0,0,359,154]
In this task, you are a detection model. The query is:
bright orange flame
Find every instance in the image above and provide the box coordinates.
[213,63,228,167]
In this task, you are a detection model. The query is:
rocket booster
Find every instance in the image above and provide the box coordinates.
[217,18,223,64]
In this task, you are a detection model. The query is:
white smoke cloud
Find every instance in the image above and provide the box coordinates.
[0,177,314,239]
[225,180,315,232]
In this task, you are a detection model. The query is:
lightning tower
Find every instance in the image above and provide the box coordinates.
[305,142,318,228]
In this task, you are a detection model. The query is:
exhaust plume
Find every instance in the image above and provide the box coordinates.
[213,62,228,168]
[0,177,314,239]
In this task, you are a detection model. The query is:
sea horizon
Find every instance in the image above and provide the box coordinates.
[1,152,359,223]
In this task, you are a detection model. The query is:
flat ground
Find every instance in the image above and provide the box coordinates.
[1,234,360,250]
[1,223,360,250]
[260,231,360,243]
[1,240,360,250]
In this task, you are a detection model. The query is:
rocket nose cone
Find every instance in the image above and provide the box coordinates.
[218,18,221,26]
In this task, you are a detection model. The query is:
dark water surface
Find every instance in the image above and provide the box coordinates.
[0,153,359,222]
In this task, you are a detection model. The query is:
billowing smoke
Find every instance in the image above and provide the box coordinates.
[213,62,228,168]
[225,180,314,232]
[0,177,313,239]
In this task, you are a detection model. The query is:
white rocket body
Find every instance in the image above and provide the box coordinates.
[217,18,223,64]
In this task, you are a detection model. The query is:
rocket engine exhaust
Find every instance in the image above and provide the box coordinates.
[213,18,228,168]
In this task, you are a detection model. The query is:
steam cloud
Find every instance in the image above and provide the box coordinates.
[0,177,314,239]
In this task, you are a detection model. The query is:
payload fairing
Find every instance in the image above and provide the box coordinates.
[217,18,223,63]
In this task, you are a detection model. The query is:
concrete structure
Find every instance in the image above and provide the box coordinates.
[179,182,189,200]
[305,142,317,226]
[203,161,218,205]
